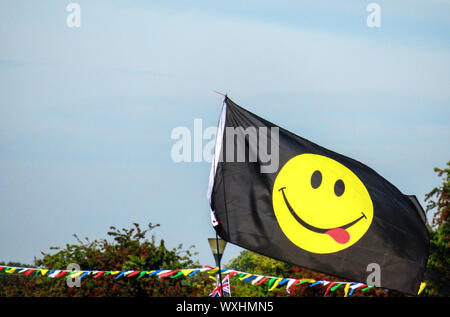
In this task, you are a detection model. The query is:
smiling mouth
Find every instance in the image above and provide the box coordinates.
[278,187,367,244]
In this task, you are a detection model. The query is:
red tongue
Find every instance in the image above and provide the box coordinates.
[325,228,350,244]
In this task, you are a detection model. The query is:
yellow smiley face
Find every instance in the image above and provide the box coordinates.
[272,154,374,254]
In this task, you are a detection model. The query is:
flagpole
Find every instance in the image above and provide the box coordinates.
[211,92,227,297]
[213,90,227,97]
[215,232,224,297]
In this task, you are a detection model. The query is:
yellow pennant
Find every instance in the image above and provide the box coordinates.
[5,267,17,274]
[239,273,253,281]
[418,282,426,295]
[208,268,219,274]
[70,271,84,278]
[344,283,350,297]
[181,269,194,276]
[269,278,283,291]
[298,278,316,284]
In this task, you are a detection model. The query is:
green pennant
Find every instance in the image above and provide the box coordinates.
[267,277,277,289]
[331,283,343,292]
[137,271,148,280]
[295,280,307,286]
[170,271,183,279]
[65,271,76,279]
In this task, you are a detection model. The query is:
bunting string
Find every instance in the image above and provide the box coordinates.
[0,265,426,296]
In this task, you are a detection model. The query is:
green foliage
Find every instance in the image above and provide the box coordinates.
[423,161,450,296]
[425,161,450,227]
[227,250,292,278]
[0,223,213,297]
[225,250,290,296]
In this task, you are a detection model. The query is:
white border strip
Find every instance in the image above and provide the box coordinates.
[206,100,227,226]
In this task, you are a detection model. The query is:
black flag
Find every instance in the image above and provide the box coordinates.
[207,96,429,295]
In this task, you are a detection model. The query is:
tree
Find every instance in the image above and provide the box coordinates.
[0,223,212,297]
[423,161,450,296]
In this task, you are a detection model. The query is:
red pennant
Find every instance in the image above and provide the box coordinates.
[55,271,69,278]
[127,271,141,278]
[324,282,336,296]
[255,277,271,285]
[159,270,179,278]
[93,271,106,278]
[353,283,367,294]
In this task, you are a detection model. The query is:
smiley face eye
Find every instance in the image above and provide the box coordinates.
[311,170,322,189]
[334,179,345,196]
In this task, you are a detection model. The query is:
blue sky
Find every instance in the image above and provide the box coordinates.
[0,0,449,267]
